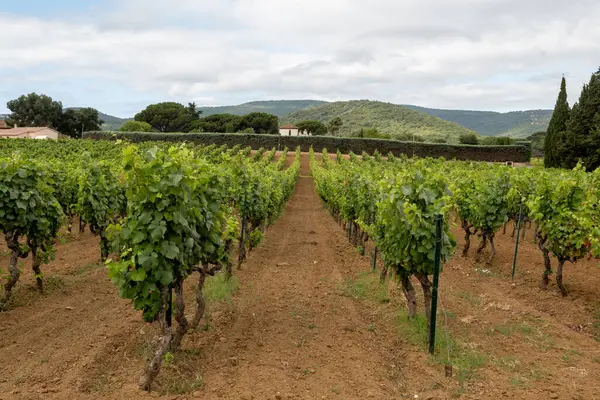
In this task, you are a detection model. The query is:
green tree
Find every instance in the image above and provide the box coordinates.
[560,69,600,170]
[296,120,327,135]
[6,93,63,128]
[459,133,479,145]
[328,117,343,135]
[58,108,104,138]
[188,114,244,133]
[545,77,570,168]
[241,112,279,134]
[135,102,201,132]
[119,121,153,132]
[526,131,546,155]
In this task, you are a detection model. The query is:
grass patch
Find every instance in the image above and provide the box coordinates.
[394,310,487,386]
[156,352,205,395]
[66,263,104,276]
[341,271,390,303]
[493,323,533,336]
[458,291,482,306]
[45,275,66,292]
[561,349,583,363]
[203,273,239,305]
[510,376,525,387]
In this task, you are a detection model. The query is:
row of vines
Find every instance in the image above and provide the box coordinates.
[0,138,300,389]
[310,149,600,331]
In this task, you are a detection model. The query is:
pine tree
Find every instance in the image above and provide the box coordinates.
[560,68,600,170]
[544,77,570,168]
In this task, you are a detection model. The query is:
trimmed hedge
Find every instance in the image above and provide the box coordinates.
[84,131,532,162]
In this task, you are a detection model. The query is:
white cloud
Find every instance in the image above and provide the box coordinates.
[1,0,599,115]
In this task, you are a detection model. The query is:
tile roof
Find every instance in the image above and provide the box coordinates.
[1,127,56,136]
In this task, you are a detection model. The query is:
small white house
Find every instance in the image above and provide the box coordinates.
[279,124,311,137]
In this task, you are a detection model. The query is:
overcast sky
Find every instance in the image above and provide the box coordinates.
[1,0,599,117]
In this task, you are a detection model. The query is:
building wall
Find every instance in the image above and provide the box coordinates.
[30,128,59,140]
[279,128,299,136]
[278,128,312,137]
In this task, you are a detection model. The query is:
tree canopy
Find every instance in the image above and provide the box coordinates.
[6,93,103,138]
[459,133,479,145]
[544,77,570,168]
[134,102,201,132]
[296,120,327,136]
[58,108,104,138]
[119,121,153,132]
[328,117,343,135]
[555,68,600,170]
[7,93,63,128]
[187,112,279,134]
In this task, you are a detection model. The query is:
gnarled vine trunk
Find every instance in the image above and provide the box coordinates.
[556,258,567,296]
[475,233,488,263]
[537,233,552,290]
[191,271,208,330]
[139,286,173,391]
[380,263,389,283]
[99,231,109,262]
[415,272,433,334]
[170,279,189,350]
[399,272,417,318]
[487,234,497,265]
[461,221,473,257]
[31,246,44,293]
[1,232,28,308]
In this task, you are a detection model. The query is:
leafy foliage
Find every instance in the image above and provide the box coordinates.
[6,93,63,128]
[296,120,327,136]
[119,121,153,132]
[559,69,600,170]
[545,77,570,168]
[134,102,201,132]
[108,146,227,320]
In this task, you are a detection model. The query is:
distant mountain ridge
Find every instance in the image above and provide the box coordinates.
[198,100,327,117]
[34,100,551,137]
[402,105,552,138]
[282,100,476,143]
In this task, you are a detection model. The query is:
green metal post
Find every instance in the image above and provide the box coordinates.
[166,284,172,327]
[429,214,443,355]
[372,247,378,271]
[238,186,248,258]
[511,203,523,281]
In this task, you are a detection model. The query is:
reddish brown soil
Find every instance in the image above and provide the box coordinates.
[0,154,599,400]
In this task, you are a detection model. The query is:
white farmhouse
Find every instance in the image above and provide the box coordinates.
[279,124,299,136]
[0,127,60,140]
[279,124,311,137]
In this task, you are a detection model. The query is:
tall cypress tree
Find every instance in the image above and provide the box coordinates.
[561,68,600,170]
[544,77,570,168]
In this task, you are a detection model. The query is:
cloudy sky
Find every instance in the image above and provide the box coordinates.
[1,0,599,117]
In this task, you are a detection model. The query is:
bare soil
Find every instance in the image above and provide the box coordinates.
[0,153,599,400]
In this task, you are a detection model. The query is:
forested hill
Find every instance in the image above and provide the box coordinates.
[402,105,552,138]
[199,100,327,117]
[282,100,477,143]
